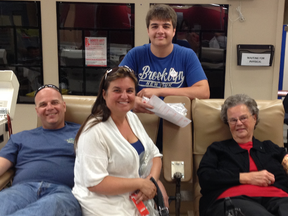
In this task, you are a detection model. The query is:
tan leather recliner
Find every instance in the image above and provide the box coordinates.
[0,95,161,189]
[192,98,284,216]
[1,96,283,216]
[0,95,97,190]
[162,96,193,215]
[0,169,14,190]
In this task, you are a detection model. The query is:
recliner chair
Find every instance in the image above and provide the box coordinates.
[282,94,288,149]
[192,98,284,216]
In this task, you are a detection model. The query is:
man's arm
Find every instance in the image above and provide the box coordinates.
[133,80,209,113]
[0,157,13,176]
[137,79,210,100]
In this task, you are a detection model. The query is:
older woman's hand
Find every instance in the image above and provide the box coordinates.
[282,154,288,174]
[240,170,275,187]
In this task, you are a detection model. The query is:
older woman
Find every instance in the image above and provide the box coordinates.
[198,94,288,216]
[72,66,163,216]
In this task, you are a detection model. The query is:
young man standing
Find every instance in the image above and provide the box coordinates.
[120,5,209,207]
[119,4,210,113]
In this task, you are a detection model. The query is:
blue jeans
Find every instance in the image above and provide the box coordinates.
[0,181,82,216]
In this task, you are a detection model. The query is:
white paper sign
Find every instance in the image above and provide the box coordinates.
[241,53,271,66]
[85,37,107,66]
[145,95,191,128]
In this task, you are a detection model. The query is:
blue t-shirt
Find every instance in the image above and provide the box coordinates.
[119,43,207,93]
[0,122,80,188]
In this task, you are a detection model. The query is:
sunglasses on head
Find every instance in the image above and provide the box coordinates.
[34,84,61,97]
[104,66,133,80]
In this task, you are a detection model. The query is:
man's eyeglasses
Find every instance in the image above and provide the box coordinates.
[228,115,251,125]
[34,84,61,97]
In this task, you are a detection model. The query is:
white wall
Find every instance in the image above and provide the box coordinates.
[12,0,285,133]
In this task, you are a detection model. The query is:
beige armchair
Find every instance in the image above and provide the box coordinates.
[162,96,193,215]
[192,98,284,216]
[1,95,283,216]
[0,95,161,190]
[0,95,97,191]
[0,169,14,191]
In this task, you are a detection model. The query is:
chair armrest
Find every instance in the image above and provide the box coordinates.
[0,169,14,190]
[163,96,192,182]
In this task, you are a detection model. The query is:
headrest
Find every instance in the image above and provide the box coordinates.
[192,98,284,155]
[37,95,96,127]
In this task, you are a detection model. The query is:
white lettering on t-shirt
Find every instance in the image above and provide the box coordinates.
[138,66,184,88]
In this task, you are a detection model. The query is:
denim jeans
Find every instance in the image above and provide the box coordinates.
[0,181,82,216]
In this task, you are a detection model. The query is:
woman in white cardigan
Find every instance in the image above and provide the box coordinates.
[72,66,163,216]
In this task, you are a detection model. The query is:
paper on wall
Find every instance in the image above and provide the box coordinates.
[144,95,191,128]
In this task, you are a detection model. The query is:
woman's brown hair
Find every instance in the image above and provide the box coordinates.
[74,66,138,150]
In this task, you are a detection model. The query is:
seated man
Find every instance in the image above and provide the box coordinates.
[198,94,288,216]
[0,84,82,216]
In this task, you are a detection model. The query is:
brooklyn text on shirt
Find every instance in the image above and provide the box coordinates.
[138,66,185,88]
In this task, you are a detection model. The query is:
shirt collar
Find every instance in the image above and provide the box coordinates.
[228,137,265,153]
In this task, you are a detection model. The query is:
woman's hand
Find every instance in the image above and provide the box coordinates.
[135,191,149,203]
[240,170,275,187]
[135,178,156,203]
[139,178,157,198]
[132,96,154,114]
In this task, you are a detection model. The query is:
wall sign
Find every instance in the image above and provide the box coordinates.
[85,37,107,67]
[241,53,271,66]
[237,44,274,66]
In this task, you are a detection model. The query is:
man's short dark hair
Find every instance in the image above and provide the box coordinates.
[146,4,177,29]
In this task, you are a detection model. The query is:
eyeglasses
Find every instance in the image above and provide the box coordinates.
[228,115,251,125]
[104,66,133,80]
[34,84,61,97]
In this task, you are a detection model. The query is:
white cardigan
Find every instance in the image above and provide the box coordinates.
[72,111,162,216]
